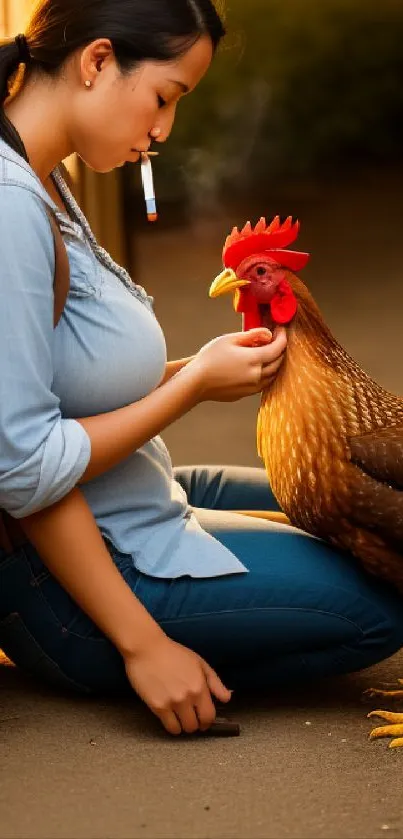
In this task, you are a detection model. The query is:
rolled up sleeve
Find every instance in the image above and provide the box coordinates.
[0,186,91,518]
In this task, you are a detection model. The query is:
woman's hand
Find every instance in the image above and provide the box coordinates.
[183,327,287,403]
[124,634,232,735]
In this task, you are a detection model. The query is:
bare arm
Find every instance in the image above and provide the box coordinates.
[14,329,280,732]
[76,327,284,485]
[77,360,201,483]
[19,483,230,736]
[20,364,205,647]
[156,357,196,388]
[20,488,164,658]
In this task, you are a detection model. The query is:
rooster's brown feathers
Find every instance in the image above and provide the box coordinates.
[257,274,403,589]
[211,218,403,591]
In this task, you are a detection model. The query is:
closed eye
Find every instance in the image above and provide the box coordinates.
[157,95,167,109]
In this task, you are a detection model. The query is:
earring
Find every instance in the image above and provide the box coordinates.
[85,80,92,88]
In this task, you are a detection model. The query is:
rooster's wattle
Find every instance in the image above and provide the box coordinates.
[209,215,403,748]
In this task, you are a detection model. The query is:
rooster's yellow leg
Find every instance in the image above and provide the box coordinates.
[230,510,291,526]
[368,711,403,748]
[364,679,403,700]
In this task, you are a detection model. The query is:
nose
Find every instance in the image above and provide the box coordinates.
[150,105,178,144]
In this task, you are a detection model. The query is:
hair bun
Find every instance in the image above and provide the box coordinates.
[15,34,31,65]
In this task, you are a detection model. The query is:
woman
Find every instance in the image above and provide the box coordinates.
[0,0,402,738]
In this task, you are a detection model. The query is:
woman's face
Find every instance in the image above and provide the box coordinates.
[70,35,214,172]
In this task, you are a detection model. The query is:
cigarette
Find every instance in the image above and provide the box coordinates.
[141,153,158,223]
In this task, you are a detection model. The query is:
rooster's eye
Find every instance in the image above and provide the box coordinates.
[256,267,267,276]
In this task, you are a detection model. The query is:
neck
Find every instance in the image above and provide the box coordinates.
[266,278,403,450]
[287,277,395,402]
[288,276,346,359]
[4,75,73,182]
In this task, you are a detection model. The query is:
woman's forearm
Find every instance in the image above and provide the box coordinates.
[16,361,203,652]
[77,358,201,484]
[157,357,196,388]
[20,488,165,658]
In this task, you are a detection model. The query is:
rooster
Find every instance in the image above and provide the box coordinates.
[209,216,403,748]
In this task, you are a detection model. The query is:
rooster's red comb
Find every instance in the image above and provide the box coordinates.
[223,216,310,273]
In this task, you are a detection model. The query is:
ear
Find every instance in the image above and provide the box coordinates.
[80,39,115,85]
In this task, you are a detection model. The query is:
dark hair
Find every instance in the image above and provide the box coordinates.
[0,0,226,161]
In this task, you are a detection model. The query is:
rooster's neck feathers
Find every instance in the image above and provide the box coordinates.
[288,275,403,431]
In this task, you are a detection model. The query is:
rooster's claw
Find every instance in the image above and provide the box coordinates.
[367,710,403,748]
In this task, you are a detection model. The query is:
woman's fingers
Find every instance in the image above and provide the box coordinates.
[262,353,286,377]
[259,378,274,391]
[194,689,218,731]
[174,662,231,735]
[161,691,216,736]
[258,327,287,363]
[202,660,232,704]
[159,709,182,736]
[174,702,200,734]
[161,690,216,735]
[174,669,226,733]
[125,638,229,737]
[165,696,217,736]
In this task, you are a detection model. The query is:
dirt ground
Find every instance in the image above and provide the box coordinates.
[1,166,403,839]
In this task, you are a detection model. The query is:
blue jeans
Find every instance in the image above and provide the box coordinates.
[0,466,402,694]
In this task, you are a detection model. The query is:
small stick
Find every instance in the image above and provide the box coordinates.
[199,717,241,737]
[141,152,158,223]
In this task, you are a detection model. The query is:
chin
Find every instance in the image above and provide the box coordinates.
[93,164,122,174]
[77,153,123,174]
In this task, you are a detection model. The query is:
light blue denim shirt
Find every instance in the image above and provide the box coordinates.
[0,139,247,579]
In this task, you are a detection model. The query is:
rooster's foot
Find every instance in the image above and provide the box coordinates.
[231,510,291,526]
[367,710,403,748]
[363,679,403,701]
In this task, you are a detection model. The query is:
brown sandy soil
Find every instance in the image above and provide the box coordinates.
[1,167,403,839]
[1,652,403,839]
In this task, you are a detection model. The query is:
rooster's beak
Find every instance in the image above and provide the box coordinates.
[209,268,251,298]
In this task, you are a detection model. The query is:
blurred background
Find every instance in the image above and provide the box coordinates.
[2,0,403,468]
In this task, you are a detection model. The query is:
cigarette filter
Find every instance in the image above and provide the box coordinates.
[141,153,158,223]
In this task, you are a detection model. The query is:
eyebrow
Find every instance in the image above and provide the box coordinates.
[168,80,190,94]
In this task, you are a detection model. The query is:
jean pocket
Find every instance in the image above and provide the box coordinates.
[0,612,90,693]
